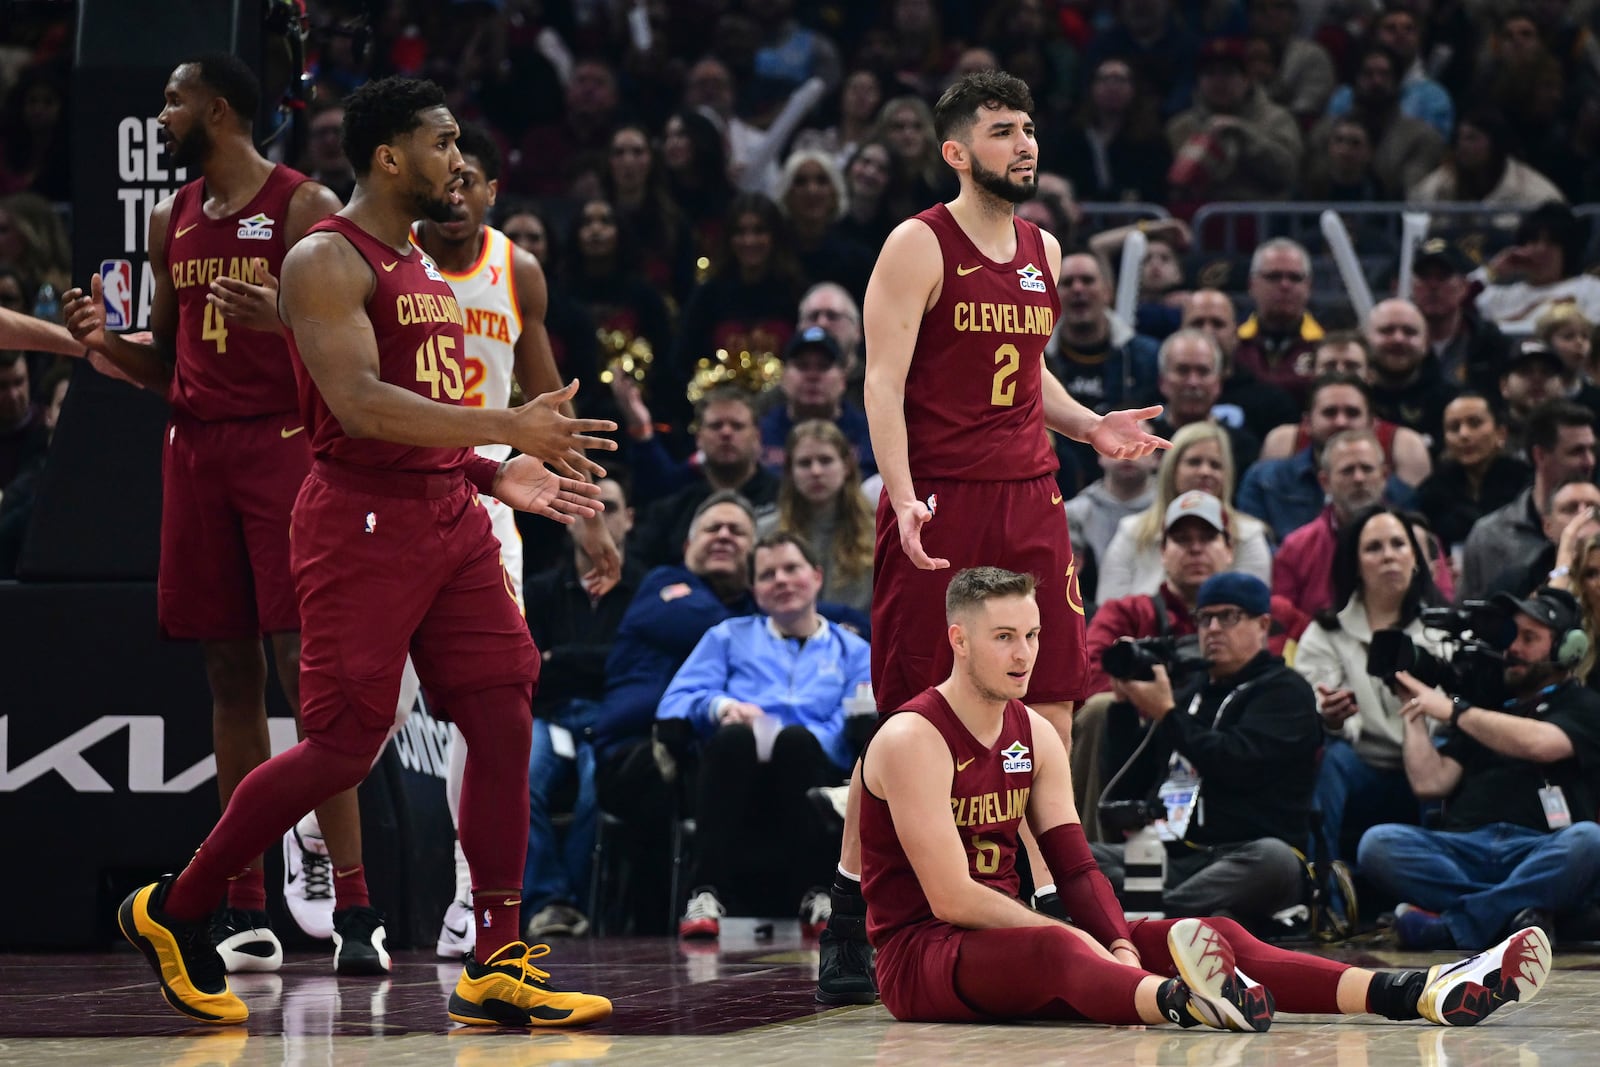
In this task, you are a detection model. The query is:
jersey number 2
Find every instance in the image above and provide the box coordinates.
[991,343,1020,407]
[415,336,464,400]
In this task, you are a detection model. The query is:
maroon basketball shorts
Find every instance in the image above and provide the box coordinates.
[871,473,1088,713]
[289,461,538,753]
[158,411,310,640]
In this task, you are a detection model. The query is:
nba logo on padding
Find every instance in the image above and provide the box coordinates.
[99,259,133,330]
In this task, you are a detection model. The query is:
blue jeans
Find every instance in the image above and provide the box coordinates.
[523,699,599,914]
[1312,739,1419,868]
[1357,820,1600,948]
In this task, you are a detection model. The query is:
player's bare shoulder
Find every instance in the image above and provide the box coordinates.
[280,229,373,322]
[868,217,945,311]
[285,181,345,244]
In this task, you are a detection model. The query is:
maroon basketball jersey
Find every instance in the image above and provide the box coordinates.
[901,204,1061,483]
[165,164,310,420]
[861,687,1036,946]
[288,215,473,475]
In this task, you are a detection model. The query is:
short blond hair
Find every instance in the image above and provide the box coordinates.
[945,567,1036,621]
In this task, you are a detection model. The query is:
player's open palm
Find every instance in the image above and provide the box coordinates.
[508,380,618,480]
[1089,405,1171,460]
[895,498,949,570]
[492,455,604,524]
[62,274,108,351]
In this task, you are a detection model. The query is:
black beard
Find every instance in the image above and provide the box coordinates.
[412,187,457,224]
[970,156,1038,204]
[167,124,211,169]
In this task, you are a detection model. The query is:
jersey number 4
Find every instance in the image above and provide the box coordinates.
[202,302,229,353]
[991,343,1020,407]
[415,335,465,400]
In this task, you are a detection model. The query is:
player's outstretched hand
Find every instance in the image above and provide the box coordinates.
[1089,405,1171,460]
[574,513,622,598]
[894,497,949,571]
[492,454,604,524]
[62,275,108,351]
[209,268,283,334]
[509,380,618,480]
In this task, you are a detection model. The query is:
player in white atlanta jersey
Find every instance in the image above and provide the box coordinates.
[279,126,622,957]
[417,125,621,956]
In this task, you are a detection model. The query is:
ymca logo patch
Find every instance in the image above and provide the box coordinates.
[1017,263,1046,293]
[236,212,275,240]
[1001,741,1032,773]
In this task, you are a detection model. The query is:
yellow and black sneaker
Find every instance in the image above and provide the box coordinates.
[119,877,248,1025]
[448,941,612,1028]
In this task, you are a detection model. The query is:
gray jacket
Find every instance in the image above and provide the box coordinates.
[1460,487,1543,601]
[1064,478,1155,570]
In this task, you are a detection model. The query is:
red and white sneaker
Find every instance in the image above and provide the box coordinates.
[678,889,724,940]
[799,888,831,939]
[1167,918,1276,1033]
[1419,925,1552,1026]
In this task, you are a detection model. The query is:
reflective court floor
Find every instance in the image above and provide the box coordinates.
[4,920,1598,1067]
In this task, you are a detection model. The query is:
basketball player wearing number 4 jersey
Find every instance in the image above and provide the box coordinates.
[405,127,621,958]
[862,566,1552,1029]
[61,55,382,976]
[112,76,616,1028]
[818,69,1171,1005]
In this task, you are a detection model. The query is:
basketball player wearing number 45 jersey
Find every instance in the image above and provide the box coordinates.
[61,55,385,976]
[406,126,621,959]
[112,77,616,1029]
[817,69,1170,1005]
[860,565,1552,1029]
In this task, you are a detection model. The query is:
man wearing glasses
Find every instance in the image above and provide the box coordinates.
[1234,239,1323,404]
[1093,572,1323,930]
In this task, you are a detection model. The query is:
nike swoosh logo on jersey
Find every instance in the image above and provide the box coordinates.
[956,756,975,771]
[956,264,982,276]
[381,261,399,272]
[175,223,199,239]
[1051,492,1064,505]
[280,426,305,439]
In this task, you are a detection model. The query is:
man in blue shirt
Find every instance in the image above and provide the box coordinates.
[759,326,876,476]
[1239,373,1416,541]
[662,530,871,940]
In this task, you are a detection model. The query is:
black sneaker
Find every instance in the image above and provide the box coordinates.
[815,911,877,1005]
[332,905,391,975]
[119,877,248,1024]
[209,907,283,973]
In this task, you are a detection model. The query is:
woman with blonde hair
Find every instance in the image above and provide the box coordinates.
[1549,533,1600,690]
[1098,422,1272,601]
[757,420,874,612]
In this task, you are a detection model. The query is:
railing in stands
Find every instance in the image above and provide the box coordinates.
[1187,201,1546,258]
[1076,202,1171,234]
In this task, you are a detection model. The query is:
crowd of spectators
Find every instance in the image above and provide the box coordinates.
[6,1,1600,945]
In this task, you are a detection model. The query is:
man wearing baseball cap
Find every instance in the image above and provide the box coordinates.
[759,325,875,475]
[1093,570,1323,929]
[1409,238,1511,395]
[1367,585,1600,949]
[1072,495,1308,843]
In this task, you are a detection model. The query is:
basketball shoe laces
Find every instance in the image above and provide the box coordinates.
[487,942,561,991]
[174,914,228,991]
[301,845,333,904]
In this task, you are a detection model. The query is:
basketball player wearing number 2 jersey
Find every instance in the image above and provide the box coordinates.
[61,55,387,975]
[816,70,1171,1004]
[407,126,621,958]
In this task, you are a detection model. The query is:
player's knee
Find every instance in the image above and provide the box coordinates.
[202,639,268,706]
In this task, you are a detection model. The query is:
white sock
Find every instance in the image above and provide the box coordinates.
[837,865,860,882]
[1034,883,1056,898]
[453,838,472,903]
